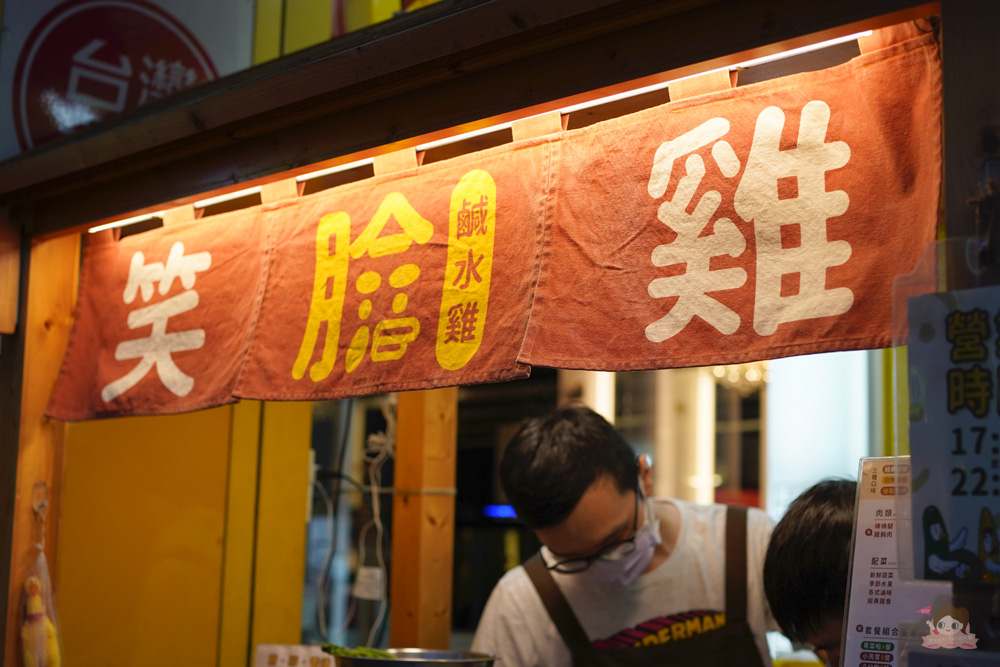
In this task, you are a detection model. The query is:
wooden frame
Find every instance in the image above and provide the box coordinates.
[391,388,459,649]
[0,216,17,334]
[1,0,964,662]
[1,234,79,667]
[0,0,932,238]
[0,234,26,667]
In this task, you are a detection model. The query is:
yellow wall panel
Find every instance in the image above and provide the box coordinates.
[219,401,263,667]
[282,0,333,54]
[404,0,442,11]
[256,0,344,61]
[253,0,284,64]
[344,0,400,34]
[251,401,312,649]
[893,346,910,456]
[58,399,313,666]
[58,408,232,667]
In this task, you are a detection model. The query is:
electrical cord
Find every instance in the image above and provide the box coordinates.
[331,394,397,648]
[314,477,336,638]
[316,469,369,499]
[314,468,374,640]
[315,398,356,641]
[363,397,395,647]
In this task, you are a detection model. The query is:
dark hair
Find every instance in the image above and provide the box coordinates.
[499,404,637,530]
[764,479,857,643]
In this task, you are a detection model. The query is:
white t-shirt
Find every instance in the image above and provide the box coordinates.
[471,498,777,667]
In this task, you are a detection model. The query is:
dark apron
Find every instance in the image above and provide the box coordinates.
[524,506,767,667]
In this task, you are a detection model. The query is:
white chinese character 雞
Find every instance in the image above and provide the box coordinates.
[645,117,747,342]
[734,101,852,336]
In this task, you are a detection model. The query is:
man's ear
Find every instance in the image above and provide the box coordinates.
[638,454,654,498]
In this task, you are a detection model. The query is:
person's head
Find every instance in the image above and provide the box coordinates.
[500,405,657,584]
[500,404,641,531]
[764,479,856,667]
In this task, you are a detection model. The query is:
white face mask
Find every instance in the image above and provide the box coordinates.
[576,496,662,587]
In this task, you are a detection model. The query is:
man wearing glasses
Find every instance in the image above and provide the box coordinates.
[472,405,776,666]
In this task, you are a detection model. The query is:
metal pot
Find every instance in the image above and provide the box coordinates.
[332,648,497,666]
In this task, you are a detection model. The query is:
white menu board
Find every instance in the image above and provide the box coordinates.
[843,457,952,667]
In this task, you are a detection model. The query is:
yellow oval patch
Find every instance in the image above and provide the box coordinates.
[436,169,495,370]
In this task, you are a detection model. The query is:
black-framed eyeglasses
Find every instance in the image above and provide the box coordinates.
[544,481,641,574]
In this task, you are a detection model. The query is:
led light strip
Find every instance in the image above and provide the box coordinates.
[192,185,263,209]
[88,31,870,234]
[295,157,376,182]
[87,211,167,234]
[561,30,870,114]
[415,123,515,152]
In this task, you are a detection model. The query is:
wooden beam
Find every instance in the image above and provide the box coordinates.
[3,234,79,667]
[0,216,17,334]
[0,0,936,238]
[390,387,458,649]
[0,229,26,667]
[942,0,1000,239]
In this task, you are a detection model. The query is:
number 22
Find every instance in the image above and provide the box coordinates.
[951,467,988,496]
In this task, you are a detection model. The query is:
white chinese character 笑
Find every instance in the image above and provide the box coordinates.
[123,242,211,304]
[102,242,211,402]
[101,292,205,401]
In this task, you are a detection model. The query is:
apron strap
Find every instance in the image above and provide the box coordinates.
[525,507,751,663]
[523,553,598,660]
[725,506,748,624]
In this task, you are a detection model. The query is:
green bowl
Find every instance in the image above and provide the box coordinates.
[333,649,496,666]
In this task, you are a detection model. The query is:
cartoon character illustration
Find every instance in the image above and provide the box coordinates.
[923,506,982,581]
[921,605,978,649]
[977,508,1000,583]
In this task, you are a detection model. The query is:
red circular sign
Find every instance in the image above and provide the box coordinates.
[13,0,217,151]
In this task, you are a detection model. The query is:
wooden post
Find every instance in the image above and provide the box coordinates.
[3,233,79,667]
[942,0,1000,239]
[389,387,458,649]
[0,215,18,334]
[0,229,26,667]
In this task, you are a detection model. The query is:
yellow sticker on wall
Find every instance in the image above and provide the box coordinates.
[436,169,495,370]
